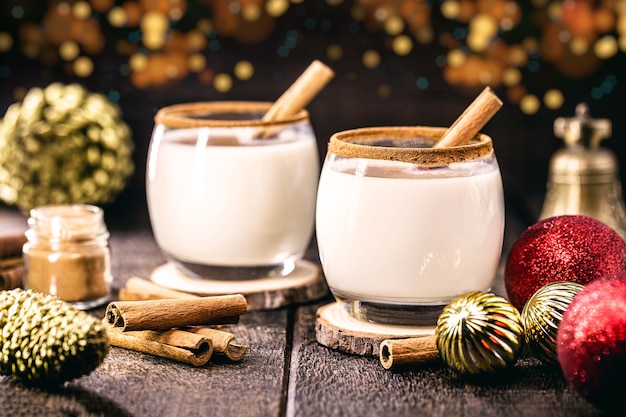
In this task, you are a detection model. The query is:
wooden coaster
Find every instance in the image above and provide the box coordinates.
[315,302,435,357]
[150,260,328,311]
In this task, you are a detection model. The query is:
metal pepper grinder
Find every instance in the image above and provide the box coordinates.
[539,103,626,240]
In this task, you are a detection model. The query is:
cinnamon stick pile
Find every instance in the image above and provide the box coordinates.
[0,234,26,291]
[103,294,249,366]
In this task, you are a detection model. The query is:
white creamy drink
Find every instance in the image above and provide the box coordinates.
[316,155,504,305]
[147,123,319,277]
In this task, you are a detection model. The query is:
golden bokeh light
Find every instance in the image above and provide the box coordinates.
[470,13,498,37]
[141,11,169,34]
[187,30,207,51]
[570,37,589,55]
[385,15,405,35]
[129,53,148,71]
[326,43,343,60]
[520,94,540,114]
[0,32,13,52]
[188,53,206,72]
[59,41,80,60]
[143,32,166,50]
[214,73,233,92]
[447,49,466,67]
[441,0,460,19]
[108,7,127,27]
[2,0,624,112]
[266,0,289,17]
[502,67,522,86]
[73,56,94,77]
[196,19,213,34]
[362,49,381,68]
[543,89,564,110]
[594,35,618,59]
[72,1,92,20]
[392,35,412,56]
[234,60,254,80]
[242,4,262,21]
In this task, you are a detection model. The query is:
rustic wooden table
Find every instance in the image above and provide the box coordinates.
[0,207,604,417]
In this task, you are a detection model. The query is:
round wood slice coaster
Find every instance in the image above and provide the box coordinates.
[150,260,328,311]
[315,302,435,357]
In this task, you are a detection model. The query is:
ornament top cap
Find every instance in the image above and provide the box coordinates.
[554,103,611,149]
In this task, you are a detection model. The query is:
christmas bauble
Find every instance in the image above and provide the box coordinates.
[521,281,584,364]
[0,83,135,211]
[504,215,626,310]
[557,273,626,410]
[436,291,524,375]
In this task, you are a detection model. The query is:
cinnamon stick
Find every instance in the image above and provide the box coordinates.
[379,335,440,370]
[106,327,213,367]
[0,264,24,290]
[187,327,248,361]
[119,276,199,301]
[0,256,23,270]
[0,234,26,259]
[433,86,502,148]
[104,294,248,331]
[262,60,334,122]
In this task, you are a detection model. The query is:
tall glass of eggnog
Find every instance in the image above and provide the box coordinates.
[147,102,319,280]
[316,126,505,325]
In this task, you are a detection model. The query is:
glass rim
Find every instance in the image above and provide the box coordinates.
[328,126,494,167]
[154,101,310,128]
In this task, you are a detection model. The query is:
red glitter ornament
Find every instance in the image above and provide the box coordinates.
[556,273,626,410]
[504,215,626,310]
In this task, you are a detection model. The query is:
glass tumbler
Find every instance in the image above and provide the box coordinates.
[315,126,505,325]
[147,102,319,280]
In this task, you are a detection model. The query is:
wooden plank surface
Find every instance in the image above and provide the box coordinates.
[0,208,609,417]
[286,301,601,417]
[0,224,292,417]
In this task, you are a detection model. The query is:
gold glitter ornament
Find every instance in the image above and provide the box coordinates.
[436,291,524,375]
[521,281,584,364]
[0,83,134,212]
[0,288,109,385]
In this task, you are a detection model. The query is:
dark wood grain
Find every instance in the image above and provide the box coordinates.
[0,207,608,417]
[287,302,601,417]
[0,220,292,417]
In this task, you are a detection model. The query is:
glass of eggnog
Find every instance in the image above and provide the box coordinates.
[316,126,505,325]
[146,101,319,280]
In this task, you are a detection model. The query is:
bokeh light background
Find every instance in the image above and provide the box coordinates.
[1,0,626,228]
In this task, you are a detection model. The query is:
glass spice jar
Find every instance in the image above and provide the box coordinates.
[23,204,112,309]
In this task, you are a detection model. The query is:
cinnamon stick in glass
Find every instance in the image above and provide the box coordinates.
[187,327,248,361]
[379,335,440,370]
[256,60,334,139]
[106,327,213,367]
[104,294,248,331]
[262,60,335,123]
[434,86,502,148]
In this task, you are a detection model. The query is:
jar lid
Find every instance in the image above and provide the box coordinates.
[26,204,108,242]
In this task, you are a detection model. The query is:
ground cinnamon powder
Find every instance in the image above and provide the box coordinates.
[23,204,111,308]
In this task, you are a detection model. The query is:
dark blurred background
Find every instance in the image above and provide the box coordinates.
[1,0,625,233]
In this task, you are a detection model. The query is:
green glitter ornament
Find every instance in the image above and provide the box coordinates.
[435,291,524,375]
[0,83,134,212]
[0,289,110,385]
[521,281,584,364]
